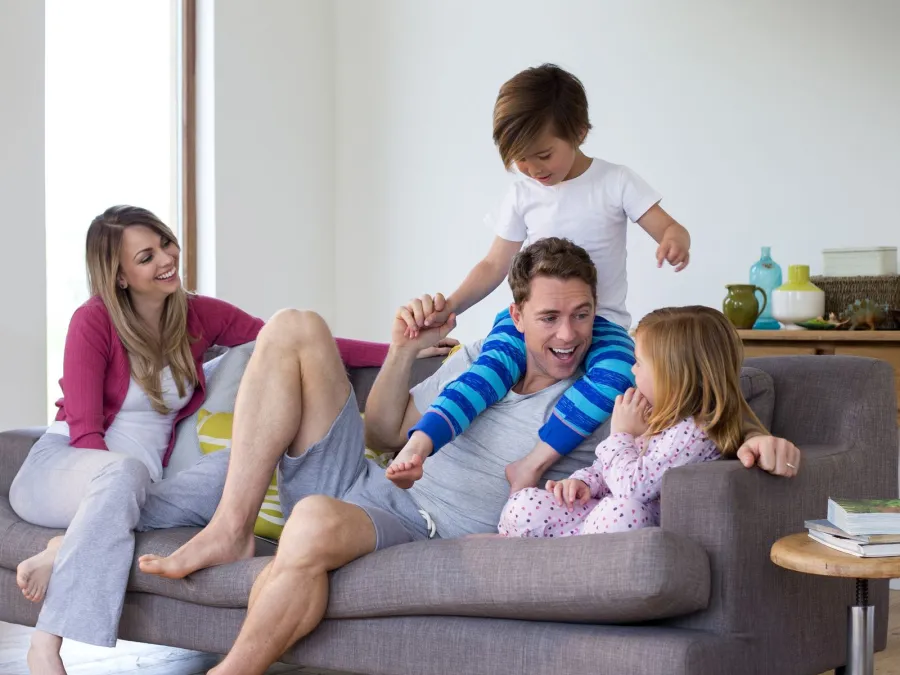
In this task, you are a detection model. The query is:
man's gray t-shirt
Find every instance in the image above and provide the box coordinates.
[408,341,609,539]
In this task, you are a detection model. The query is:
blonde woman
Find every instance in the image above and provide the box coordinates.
[9,206,445,674]
[498,305,767,537]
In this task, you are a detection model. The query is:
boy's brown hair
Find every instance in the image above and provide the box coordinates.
[492,63,592,168]
[508,237,597,306]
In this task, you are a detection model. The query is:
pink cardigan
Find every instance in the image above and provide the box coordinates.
[54,294,389,465]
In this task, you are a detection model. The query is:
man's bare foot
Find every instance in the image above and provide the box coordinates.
[138,522,255,579]
[17,536,63,603]
[385,452,424,489]
[27,630,66,675]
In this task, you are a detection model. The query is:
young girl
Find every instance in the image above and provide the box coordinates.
[388,63,692,492]
[8,205,444,674]
[498,306,765,537]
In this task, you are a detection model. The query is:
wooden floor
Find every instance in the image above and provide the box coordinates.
[0,622,356,675]
[4,593,900,675]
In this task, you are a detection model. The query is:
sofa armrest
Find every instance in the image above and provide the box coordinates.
[0,428,44,498]
[660,443,891,673]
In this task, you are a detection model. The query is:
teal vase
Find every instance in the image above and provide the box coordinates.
[749,246,782,329]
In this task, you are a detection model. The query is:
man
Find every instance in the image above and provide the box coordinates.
[140,238,801,675]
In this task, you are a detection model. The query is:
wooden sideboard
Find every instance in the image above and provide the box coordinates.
[737,330,900,425]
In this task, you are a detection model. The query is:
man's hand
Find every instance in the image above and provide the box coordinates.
[656,230,690,271]
[401,293,454,338]
[546,479,591,511]
[736,435,800,478]
[393,294,457,354]
[610,388,650,437]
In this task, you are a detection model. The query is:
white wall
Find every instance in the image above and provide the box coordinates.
[0,1,46,429]
[199,0,336,323]
[334,0,900,342]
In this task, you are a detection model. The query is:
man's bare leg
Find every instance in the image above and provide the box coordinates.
[209,496,376,675]
[139,310,351,579]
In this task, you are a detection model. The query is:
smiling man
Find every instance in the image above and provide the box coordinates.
[139,237,801,675]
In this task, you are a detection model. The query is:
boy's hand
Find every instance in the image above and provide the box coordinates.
[610,388,650,437]
[401,293,453,338]
[393,296,457,353]
[637,205,691,272]
[656,231,690,271]
[545,479,591,511]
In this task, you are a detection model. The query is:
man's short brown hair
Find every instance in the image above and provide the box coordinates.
[508,237,597,306]
[493,63,592,168]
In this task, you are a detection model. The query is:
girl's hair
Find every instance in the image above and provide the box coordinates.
[85,205,198,414]
[492,63,591,169]
[635,306,766,457]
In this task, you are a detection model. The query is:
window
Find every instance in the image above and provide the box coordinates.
[45,0,195,421]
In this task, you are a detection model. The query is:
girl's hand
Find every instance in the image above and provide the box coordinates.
[545,478,591,511]
[610,388,650,437]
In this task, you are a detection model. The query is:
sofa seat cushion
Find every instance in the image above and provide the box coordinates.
[2,499,708,624]
[0,498,64,569]
[121,525,709,624]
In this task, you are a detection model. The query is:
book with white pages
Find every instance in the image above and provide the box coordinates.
[808,530,900,558]
[805,519,900,544]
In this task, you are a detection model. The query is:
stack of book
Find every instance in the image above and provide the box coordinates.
[806,498,900,557]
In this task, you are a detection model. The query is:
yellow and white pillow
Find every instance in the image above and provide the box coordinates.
[196,409,285,541]
[195,408,395,541]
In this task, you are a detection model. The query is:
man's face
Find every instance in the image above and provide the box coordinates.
[510,275,595,385]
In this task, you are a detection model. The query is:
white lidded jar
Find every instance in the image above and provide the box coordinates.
[772,265,826,330]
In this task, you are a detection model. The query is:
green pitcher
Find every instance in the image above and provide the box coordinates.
[723,284,768,329]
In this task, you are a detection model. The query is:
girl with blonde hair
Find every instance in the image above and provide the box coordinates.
[499,305,765,537]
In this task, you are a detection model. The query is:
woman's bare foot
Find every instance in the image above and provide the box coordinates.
[385,452,424,489]
[17,536,63,603]
[138,521,255,579]
[27,630,66,675]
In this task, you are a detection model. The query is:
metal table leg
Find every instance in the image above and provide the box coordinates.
[844,578,874,675]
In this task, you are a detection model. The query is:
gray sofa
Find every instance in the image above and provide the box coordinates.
[1,355,897,675]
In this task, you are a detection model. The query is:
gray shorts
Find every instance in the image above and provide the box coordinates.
[277,390,431,550]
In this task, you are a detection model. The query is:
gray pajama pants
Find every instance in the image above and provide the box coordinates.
[8,391,428,647]
[8,432,230,647]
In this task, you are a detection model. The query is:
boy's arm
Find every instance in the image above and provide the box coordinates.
[637,204,691,272]
[425,236,522,326]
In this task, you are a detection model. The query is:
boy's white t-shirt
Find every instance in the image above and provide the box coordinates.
[487,158,661,330]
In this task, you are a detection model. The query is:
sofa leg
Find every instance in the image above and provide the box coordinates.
[836,667,847,674]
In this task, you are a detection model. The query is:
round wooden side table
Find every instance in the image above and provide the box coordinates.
[771,532,900,675]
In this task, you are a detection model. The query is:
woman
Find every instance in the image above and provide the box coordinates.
[10,205,453,674]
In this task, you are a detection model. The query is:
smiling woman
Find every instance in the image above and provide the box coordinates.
[45,0,195,423]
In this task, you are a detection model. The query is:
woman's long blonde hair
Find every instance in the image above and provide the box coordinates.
[86,205,198,414]
[635,306,766,457]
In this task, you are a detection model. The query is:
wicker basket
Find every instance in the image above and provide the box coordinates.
[810,274,900,317]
